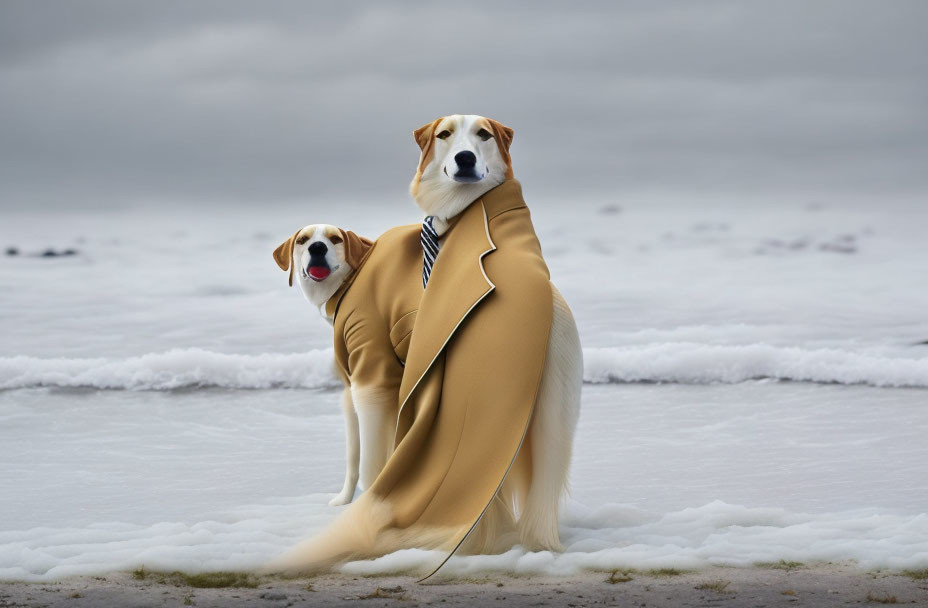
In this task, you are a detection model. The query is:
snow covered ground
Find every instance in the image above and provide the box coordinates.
[1,192,926,581]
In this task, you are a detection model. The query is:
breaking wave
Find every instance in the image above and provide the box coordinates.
[583,343,928,388]
[0,348,341,391]
[1,344,926,391]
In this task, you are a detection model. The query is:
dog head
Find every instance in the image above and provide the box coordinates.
[409,114,514,220]
[273,224,372,309]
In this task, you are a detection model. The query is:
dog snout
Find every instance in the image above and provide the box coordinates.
[308,241,328,256]
[454,150,477,169]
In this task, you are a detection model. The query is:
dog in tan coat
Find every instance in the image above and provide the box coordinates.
[410,114,583,552]
[273,223,423,506]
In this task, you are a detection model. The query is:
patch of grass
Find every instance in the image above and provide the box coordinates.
[782,589,797,596]
[694,580,731,593]
[182,594,194,606]
[757,560,804,571]
[607,570,634,584]
[174,572,258,589]
[644,568,688,577]
[866,592,898,604]
[902,568,928,580]
[68,592,83,599]
[129,568,258,589]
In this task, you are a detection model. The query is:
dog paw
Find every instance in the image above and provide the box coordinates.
[328,493,353,506]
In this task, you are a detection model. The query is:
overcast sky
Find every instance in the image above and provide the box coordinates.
[1,0,926,210]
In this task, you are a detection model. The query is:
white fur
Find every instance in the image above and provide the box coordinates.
[328,387,359,506]
[411,114,508,223]
[328,386,398,507]
[519,286,583,551]
[351,386,398,491]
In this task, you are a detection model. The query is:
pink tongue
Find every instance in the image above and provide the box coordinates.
[308,266,331,280]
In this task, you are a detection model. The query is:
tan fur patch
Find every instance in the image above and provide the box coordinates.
[485,118,514,179]
[410,117,445,196]
[322,225,343,242]
[272,228,305,286]
[336,228,374,270]
[263,495,467,576]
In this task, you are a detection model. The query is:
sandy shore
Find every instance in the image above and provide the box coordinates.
[2,564,927,607]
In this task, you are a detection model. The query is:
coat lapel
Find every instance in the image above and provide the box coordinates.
[397,200,496,410]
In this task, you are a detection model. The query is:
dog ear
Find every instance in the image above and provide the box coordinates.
[412,118,443,176]
[272,230,301,287]
[413,118,442,151]
[487,119,515,178]
[338,229,374,270]
[487,119,514,151]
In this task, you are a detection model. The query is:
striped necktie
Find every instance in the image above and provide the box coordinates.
[421,215,440,288]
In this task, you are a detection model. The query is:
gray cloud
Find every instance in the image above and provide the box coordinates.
[1,0,926,209]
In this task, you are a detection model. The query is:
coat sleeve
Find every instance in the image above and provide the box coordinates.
[343,314,405,391]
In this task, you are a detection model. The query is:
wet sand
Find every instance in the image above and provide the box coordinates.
[2,563,927,607]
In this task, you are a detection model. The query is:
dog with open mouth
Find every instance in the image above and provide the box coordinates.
[273,223,424,507]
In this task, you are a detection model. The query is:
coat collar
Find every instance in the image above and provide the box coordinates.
[324,242,377,321]
[324,277,352,321]
[479,178,527,221]
[397,179,526,408]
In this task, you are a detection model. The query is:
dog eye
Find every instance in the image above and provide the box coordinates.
[476,128,492,141]
[295,236,309,245]
[436,130,451,140]
[329,235,343,244]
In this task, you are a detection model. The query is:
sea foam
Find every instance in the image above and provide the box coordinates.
[2,499,927,582]
[1,344,927,391]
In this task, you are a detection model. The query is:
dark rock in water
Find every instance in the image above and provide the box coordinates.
[4,247,18,256]
[39,248,80,258]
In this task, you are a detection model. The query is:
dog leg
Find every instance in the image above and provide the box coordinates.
[329,387,360,506]
[519,285,583,551]
[352,386,398,491]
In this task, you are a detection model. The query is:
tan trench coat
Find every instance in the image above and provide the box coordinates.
[275,180,552,578]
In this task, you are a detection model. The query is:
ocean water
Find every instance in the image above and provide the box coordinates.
[1,195,927,581]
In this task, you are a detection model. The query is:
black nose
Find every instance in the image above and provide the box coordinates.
[308,241,327,256]
[454,150,477,169]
